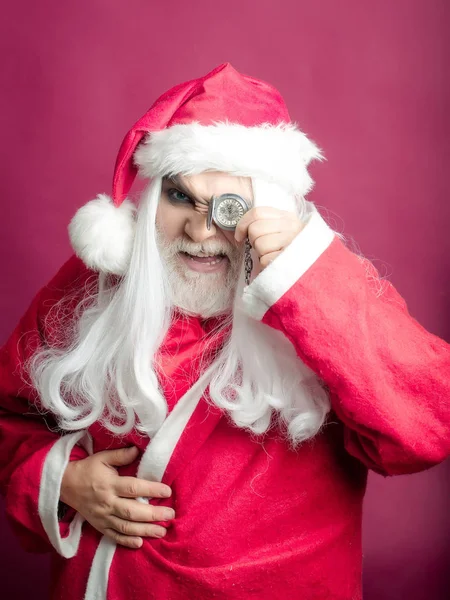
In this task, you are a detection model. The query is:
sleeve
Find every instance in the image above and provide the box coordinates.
[0,255,94,555]
[241,208,450,476]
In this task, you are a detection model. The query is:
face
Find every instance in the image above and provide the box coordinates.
[156,171,253,318]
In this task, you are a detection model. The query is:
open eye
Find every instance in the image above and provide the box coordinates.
[167,188,192,204]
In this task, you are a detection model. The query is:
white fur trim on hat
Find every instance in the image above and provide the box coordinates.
[68,194,136,275]
[133,121,324,196]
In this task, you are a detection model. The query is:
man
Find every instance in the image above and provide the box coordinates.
[0,62,449,600]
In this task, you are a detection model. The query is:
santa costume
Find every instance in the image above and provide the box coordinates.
[1,62,449,600]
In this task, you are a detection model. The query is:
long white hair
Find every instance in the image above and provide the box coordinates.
[29,176,331,444]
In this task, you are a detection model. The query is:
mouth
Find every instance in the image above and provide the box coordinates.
[178,251,229,273]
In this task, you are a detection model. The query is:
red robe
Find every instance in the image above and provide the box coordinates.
[1,210,449,600]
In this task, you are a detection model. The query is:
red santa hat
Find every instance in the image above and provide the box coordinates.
[69,62,323,275]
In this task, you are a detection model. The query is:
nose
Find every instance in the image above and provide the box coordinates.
[184,212,218,243]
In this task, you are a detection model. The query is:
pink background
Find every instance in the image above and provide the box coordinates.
[1,1,449,597]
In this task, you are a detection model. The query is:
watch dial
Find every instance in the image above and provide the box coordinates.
[216,197,245,228]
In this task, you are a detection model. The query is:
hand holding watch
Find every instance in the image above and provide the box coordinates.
[206,193,304,284]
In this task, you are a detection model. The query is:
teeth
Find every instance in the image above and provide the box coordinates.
[191,253,219,258]
[188,255,223,265]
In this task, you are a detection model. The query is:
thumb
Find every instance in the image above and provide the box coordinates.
[99,446,140,467]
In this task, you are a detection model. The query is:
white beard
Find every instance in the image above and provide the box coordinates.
[156,231,243,318]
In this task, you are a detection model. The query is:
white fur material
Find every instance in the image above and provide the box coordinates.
[134,122,324,196]
[68,195,136,275]
[38,430,93,558]
[242,208,335,321]
[84,536,117,600]
[137,365,214,482]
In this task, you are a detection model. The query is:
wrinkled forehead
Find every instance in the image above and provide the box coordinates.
[162,172,254,204]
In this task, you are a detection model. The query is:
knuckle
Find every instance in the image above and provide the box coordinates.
[93,478,112,496]
[146,507,157,521]
[126,483,138,497]
[152,507,165,521]
[122,506,133,521]
[97,499,112,514]
[253,240,263,256]
[92,505,107,520]
[247,222,258,239]
[108,530,121,543]
[118,520,132,535]
[91,480,103,494]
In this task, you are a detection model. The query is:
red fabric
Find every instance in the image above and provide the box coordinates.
[262,238,450,476]
[0,240,449,599]
[156,312,228,413]
[113,62,290,204]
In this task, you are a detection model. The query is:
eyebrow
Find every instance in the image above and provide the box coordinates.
[164,174,253,207]
[165,175,210,207]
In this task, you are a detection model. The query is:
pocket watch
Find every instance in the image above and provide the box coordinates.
[207,193,250,231]
[206,193,253,285]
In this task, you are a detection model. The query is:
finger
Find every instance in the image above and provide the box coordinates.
[235,207,287,242]
[260,251,282,269]
[113,499,175,523]
[107,517,167,539]
[103,529,143,549]
[253,232,289,258]
[98,446,139,467]
[248,217,301,247]
[247,219,285,246]
[115,476,172,499]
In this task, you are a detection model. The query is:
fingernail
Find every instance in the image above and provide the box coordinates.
[163,508,175,520]
[161,487,172,498]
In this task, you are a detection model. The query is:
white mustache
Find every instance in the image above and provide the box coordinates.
[172,238,236,259]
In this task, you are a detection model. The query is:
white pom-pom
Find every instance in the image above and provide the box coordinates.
[68,194,136,275]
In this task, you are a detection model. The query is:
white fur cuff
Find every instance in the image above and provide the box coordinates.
[241,209,335,321]
[38,431,93,558]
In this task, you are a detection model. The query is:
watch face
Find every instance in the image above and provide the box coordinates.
[212,194,249,230]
